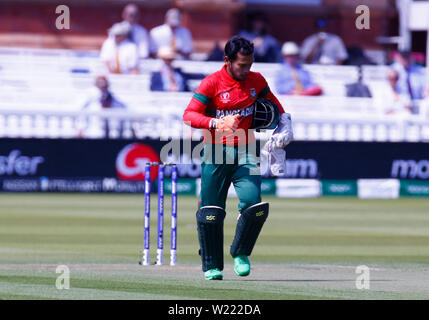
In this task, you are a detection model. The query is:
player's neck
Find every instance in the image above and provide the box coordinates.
[225,65,240,82]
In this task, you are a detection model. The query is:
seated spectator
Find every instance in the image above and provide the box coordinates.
[81,75,127,111]
[150,47,205,92]
[383,69,412,115]
[206,41,224,61]
[80,75,130,138]
[151,47,186,92]
[238,12,280,63]
[300,18,348,65]
[275,42,323,96]
[390,50,427,101]
[149,8,193,60]
[100,22,139,74]
[346,66,372,97]
[120,3,149,59]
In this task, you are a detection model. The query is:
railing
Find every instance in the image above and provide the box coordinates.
[293,116,429,142]
[0,109,183,140]
[0,108,428,142]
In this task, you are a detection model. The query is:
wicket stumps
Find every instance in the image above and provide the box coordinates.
[141,162,178,266]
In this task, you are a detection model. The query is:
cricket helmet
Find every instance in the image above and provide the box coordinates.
[250,98,280,130]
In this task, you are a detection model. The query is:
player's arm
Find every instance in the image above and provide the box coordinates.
[183,78,239,132]
[258,82,285,114]
[256,75,293,176]
[183,92,213,129]
[257,74,288,120]
[258,74,293,148]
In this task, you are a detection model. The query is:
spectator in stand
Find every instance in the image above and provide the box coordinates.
[345,66,372,97]
[120,3,149,59]
[383,69,412,115]
[100,22,139,74]
[390,50,427,102]
[79,75,131,138]
[275,42,323,96]
[206,41,224,61]
[149,8,193,60]
[151,47,205,92]
[151,47,186,92]
[238,11,280,63]
[81,75,127,111]
[300,18,348,65]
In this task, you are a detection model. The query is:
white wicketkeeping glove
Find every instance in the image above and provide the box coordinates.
[260,113,293,176]
[261,137,286,176]
[271,113,293,148]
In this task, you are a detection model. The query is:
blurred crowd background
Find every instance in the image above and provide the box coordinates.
[0,0,428,141]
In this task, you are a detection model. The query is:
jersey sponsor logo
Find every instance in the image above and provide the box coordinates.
[219,91,231,103]
[116,143,160,181]
[216,105,254,119]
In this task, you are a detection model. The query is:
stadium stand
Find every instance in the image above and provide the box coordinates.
[0,47,428,141]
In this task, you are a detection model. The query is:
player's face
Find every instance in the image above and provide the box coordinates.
[225,53,253,81]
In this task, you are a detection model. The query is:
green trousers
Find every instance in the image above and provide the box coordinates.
[199,143,261,213]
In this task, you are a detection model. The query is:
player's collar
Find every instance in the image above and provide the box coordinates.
[221,65,240,86]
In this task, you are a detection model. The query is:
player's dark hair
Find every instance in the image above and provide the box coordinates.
[224,36,254,62]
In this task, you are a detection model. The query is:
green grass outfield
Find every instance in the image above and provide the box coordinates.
[1,193,429,300]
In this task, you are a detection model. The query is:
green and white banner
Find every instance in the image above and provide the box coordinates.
[196,179,428,198]
[400,180,429,197]
[164,178,196,195]
[321,180,358,197]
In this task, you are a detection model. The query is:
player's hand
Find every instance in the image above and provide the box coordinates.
[216,114,240,133]
[261,138,286,176]
[272,131,293,148]
[272,113,293,148]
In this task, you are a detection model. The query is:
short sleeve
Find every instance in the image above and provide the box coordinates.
[99,39,112,61]
[181,28,193,54]
[300,36,314,60]
[149,28,160,55]
[333,36,348,61]
[135,27,149,58]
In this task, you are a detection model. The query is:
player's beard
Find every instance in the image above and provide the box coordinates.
[232,70,248,81]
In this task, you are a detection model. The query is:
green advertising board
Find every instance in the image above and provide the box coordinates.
[321,180,358,196]
[400,180,429,197]
[163,178,196,195]
[261,178,276,195]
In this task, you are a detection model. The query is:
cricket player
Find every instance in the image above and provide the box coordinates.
[183,36,293,280]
